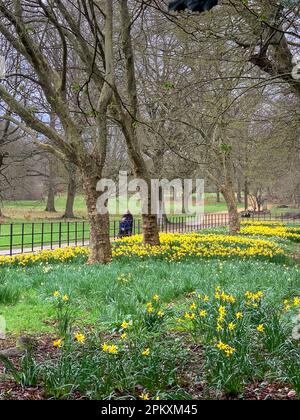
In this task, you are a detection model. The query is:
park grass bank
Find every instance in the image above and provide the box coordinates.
[0,227,299,400]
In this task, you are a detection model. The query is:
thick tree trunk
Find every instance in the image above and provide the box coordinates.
[82,175,112,264]
[45,184,56,212]
[141,184,160,245]
[221,184,240,233]
[142,214,160,245]
[63,172,76,219]
[120,130,160,245]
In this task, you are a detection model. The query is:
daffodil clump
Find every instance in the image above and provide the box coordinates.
[176,287,300,394]
[283,296,300,317]
[0,232,284,268]
[241,224,300,242]
[5,287,300,399]
[177,287,267,346]
[30,293,185,400]
[143,294,166,330]
[114,233,283,261]
[241,220,285,227]
[0,246,89,267]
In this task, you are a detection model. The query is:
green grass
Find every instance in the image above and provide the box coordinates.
[1,193,235,221]
[0,231,300,400]
[271,207,300,216]
[2,195,87,213]
[0,221,90,251]
[1,255,299,334]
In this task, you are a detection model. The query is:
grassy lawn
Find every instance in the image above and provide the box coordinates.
[271,206,300,216]
[0,223,300,400]
[1,193,243,221]
[2,192,298,224]
[1,254,299,334]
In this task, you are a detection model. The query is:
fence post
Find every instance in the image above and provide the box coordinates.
[67,222,70,246]
[50,223,53,249]
[21,223,24,254]
[59,222,62,248]
[9,224,13,256]
[82,221,85,246]
[31,223,34,252]
[41,222,44,250]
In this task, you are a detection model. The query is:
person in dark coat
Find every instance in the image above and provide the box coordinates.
[119,210,134,238]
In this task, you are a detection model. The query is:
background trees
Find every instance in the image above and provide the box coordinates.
[0,0,299,255]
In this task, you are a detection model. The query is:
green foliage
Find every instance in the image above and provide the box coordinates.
[0,228,299,399]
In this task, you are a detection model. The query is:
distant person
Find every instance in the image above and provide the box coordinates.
[119,210,133,238]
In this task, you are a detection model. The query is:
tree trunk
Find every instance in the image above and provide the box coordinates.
[216,188,221,203]
[141,183,160,245]
[45,116,57,213]
[82,175,112,264]
[237,179,242,204]
[118,0,160,246]
[142,214,160,245]
[63,170,76,219]
[120,126,160,245]
[157,185,168,229]
[244,178,249,211]
[45,184,56,212]
[221,184,240,233]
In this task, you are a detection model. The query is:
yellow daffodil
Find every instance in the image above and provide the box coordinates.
[216,323,223,332]
[228,322,236,331]
[102,343,110,352]
[293,297,300,306]
[216,341,235,357]
[121,320,131,329]
[147,305,154,314]
[142,348,150,357]
[257,324,265,333]
[53,339,63,348]
[74,332,85,344]
[108,345,118,354]
[102,343,119,354]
